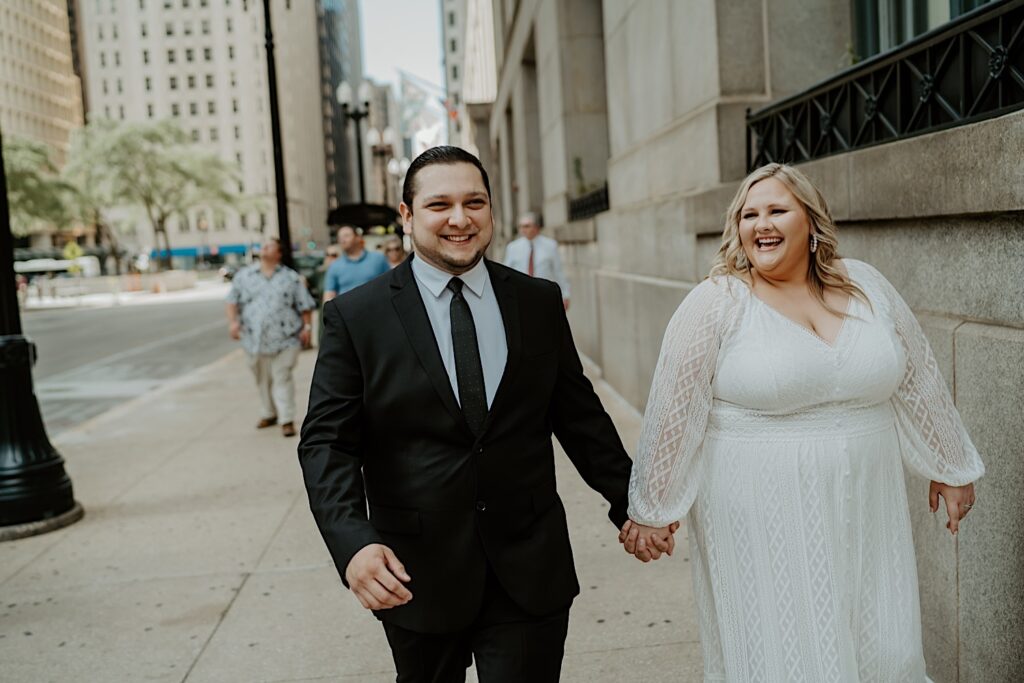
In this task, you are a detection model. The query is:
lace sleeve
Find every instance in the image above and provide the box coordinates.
[863,264,985,485]
[627,278,735,527]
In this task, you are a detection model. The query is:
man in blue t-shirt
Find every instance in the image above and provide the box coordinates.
[323,225,390,302]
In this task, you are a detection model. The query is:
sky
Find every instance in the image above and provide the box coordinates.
[360,0,445,94]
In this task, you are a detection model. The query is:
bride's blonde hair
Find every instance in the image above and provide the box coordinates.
[709,163,868,317]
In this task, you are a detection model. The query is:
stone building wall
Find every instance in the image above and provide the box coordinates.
[488,2,1023,678]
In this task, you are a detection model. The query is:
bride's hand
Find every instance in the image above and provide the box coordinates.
[618,519,680,562]
[930,481,975,535]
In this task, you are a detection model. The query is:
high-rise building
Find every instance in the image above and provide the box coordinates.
[77,0,330,265]
[317,0,363,213]
[440,0,467,143]
[0,1,85,248]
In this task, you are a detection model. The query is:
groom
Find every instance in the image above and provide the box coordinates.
[299,146,675,680]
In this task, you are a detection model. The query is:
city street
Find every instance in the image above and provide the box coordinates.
[22,286,237,436]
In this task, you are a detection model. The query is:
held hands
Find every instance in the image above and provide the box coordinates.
[344,544,413,610]
[618,519,681,562]
[930,481,976,535]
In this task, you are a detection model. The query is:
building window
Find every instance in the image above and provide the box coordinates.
[119,105,125,119]
[170,76,178,90]
[98,25,104,41]
[141,22,147,37]
[186,48,194,62]
[232,98,238,113]
[852,0,995,59]
[205,74,214,87]
[112,24,119,39]
[204,47,212,61]
[207,101,216,114]
[114,51,121,66]
[105,106,111,118]
[228,46,235,60]
[450,39,457,53]
[102,79,108,94]
[200,0,208,7]
[210,128,218,141]
[184,21,192,36]
[448,11,455,26]
[191,129,200,142]
[116,79,123,93]
[230,72,237,87]
[233,125,240,140]
[100,52,106,67]
[202,19,210,35]
[451,64,459,80]
[172,103,180,116]
[167,49,176,64]
[165,22,173,37]
[147,103,154,118]
[226,18,232,33]
[188,75,196,89]
[190,101,198,115]
[145,76,152,90]
[183,0,190,7]
[139,0,145,9]
[142,49,149,64]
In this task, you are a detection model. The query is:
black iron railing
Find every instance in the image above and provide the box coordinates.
[747,0,1024,171]
[568,184,609,222]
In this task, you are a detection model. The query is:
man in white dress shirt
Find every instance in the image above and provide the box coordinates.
[503,212,571,310]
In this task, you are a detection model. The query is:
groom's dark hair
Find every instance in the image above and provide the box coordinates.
[402,146,491,212]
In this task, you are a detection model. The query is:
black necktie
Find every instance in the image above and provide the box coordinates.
[447,278,488,435]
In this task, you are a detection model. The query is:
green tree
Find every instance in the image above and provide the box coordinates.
[99,120,245,271]
[2,135,72,237]
[62,120,123,273]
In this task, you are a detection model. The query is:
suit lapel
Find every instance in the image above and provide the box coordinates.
[390,259,472,435]
[484,261,522,430]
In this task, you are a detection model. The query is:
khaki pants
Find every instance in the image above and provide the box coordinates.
[247,346,300,424]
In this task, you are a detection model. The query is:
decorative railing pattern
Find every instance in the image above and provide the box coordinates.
[568,184,610,222]
[747,0,1023,171]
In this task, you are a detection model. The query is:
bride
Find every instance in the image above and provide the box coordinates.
[620,163,983,682]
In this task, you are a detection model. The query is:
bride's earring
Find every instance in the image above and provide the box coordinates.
[810,233,818,253]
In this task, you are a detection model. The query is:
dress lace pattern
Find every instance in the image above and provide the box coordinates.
[627,259,983,682]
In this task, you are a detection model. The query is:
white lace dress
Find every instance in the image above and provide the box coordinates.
[627,259,984,683]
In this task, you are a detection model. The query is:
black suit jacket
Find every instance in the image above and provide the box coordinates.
[298,257,632,634]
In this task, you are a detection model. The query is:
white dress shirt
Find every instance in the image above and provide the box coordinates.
[503,234,571,299]
[411,255,508,409]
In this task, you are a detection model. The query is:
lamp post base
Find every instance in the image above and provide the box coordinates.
[0,335,79,531]
[0,501,83,542]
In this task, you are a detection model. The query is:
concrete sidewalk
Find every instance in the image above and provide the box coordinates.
[0,349,701,682]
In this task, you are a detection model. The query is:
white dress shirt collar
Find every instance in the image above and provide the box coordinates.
[412,254,489,299]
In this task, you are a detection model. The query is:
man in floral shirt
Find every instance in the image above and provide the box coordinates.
[226,238,316,437]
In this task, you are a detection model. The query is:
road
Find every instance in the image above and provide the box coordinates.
[21,295,240,436]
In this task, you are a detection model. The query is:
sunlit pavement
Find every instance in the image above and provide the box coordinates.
[0,349,699,682]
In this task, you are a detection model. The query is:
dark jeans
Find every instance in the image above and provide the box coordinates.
[381,569,571,683]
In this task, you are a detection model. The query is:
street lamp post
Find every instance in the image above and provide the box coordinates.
[0,128,82,537]
[246,0,293,268]
[336,81,372,206]
[368,127,397,206]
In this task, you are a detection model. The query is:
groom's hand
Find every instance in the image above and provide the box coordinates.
[618,519,681,562]
[345,544,413,610]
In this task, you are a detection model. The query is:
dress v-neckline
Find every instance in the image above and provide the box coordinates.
[749,289,854,349]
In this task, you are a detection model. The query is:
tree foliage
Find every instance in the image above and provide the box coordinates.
[2,135,72,237]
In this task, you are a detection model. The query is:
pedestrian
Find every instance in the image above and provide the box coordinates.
[316,245,341,342]
[322,224,389,303]
[503,211,571,310]
[225,238,316,438]
[298,146,669,681]
[382,234,406,269]
[620,163,983,681]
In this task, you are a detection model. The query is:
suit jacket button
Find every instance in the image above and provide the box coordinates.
[476,501,487,512]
